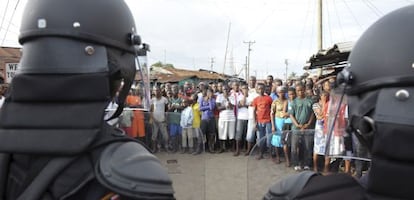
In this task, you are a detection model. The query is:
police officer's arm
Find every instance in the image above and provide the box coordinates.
[96,142,175,199]
[264,171,317,200]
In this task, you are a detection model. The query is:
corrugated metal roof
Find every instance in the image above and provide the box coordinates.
[166,67,225,80]
[304,41,354,70]
[0,47,21,58]
[151,66,174,75]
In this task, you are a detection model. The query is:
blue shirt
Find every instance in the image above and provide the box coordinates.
[199,98,216,120]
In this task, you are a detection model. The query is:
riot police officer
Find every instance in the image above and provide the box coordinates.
[264,4,414,200]
[0,0,175,199]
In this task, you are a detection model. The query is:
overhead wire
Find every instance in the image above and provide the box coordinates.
[0,0,11,40]
[1,0,20,46]
[292,0,312,71]
[361,0,381,17]
[333,0,346,41]
[325,0,333,46]
[308,0,316,55]
[340,0,363,31]
[365,0,384,16]
[245,1,281,39]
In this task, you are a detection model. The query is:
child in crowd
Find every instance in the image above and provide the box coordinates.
[167,84,183,153]
[191,93,203,155]
[282,87,296,167]
[270,86,288,164]
[180,99,194,153]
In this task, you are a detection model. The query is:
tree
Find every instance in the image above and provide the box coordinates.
[152,61,163,67]
[288,72,297,79]
[164,63,174,68]
[151,61,174,68]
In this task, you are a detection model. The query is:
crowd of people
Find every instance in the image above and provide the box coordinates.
[109,74,369,176]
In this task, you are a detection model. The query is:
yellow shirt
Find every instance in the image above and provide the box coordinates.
[271,99,287,118]
[192,102,201,128]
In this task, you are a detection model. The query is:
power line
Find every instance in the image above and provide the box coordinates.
[365,0,384,16]
[223,22,231,74]
[341,0,363,31]
[0,0,10,39]
[325,0,333,46]
[361,0,381,17]
[245,1,281,39]
[1,0,20,46]
[333,0,346,41]
[308,0,316,53]
[293,0,312,70]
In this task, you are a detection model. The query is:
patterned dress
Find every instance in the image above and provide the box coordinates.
[313,102,326,155]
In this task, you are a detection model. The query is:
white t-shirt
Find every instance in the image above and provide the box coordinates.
[151,96,168,122]
[247,92,259,120]
[229,91,243,118]
[237,94,249,120]
[216,94,236,121]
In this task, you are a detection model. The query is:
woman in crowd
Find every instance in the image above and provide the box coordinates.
[270,86,288,164]
[312,91,330,172]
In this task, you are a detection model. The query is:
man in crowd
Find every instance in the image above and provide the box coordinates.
[151,86,170,153]
[252,83,273,160]
[289,84,315,171]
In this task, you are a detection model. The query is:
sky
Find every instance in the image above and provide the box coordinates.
[0,0,412,80]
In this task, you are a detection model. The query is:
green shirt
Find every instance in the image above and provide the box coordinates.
[168,97,182,125]
[289,97,314,130]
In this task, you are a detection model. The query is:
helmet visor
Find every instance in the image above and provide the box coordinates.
[325,89,371,161]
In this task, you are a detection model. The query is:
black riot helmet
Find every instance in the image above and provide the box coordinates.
[332,5,414,199]
[18,0,143,118]
[336,5,414,146]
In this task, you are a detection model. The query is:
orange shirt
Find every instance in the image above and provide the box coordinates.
[126,95,142,107]
[252,95,273,123]
[126,95,145,137]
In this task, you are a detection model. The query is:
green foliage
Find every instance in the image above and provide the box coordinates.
[151,61,174,68]
[164,63,174,68]
[288,72,297,79]
[152,61,163,67]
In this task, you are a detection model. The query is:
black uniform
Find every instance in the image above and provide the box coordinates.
[265,4,414,200]
[0,0,175,199]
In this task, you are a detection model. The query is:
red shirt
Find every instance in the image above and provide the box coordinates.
[252,95,273,123]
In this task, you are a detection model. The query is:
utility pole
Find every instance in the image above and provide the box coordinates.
[223,22,232,74]
[244,40,255,82]
[244,56,248,81]
[317,0,323,77]
[317,0,323,51]
[210,57,215,71]
[284,59,289,81]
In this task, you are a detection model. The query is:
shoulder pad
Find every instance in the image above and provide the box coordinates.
[263,171,317,200]
[95,141,175,199]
